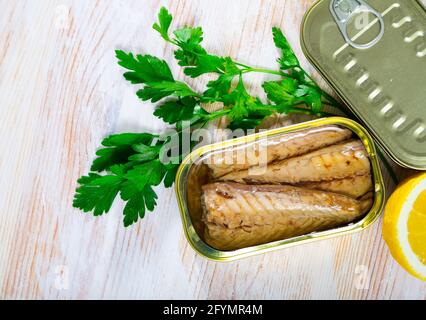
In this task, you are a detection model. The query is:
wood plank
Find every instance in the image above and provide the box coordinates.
[0,0,424,299]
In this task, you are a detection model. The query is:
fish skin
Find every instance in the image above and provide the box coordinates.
[297,174,373,199]
[221,140,370,184]
[202,182,371,250]
[206,126,353,178]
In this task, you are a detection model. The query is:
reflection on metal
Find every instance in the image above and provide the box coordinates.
[301,0,426,168]
[330,0,385,49]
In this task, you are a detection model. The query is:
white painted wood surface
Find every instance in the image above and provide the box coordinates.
[0,0,425,299]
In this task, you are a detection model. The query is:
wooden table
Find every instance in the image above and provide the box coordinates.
[1,0,425,299]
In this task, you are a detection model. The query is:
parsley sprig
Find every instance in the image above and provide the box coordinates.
[74,133,181,226]
[73,7,397,226]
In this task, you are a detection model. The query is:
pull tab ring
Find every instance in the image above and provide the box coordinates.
[330,0,385,50]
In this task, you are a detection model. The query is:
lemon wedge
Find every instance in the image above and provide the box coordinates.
[383,173,426,281]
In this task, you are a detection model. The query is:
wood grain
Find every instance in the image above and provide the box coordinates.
[0,0,425,299]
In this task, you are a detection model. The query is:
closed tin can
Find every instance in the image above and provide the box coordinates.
[301,0,426,170]
[175,117,385,261]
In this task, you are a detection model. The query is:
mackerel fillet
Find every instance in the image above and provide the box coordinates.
[221,140,370,184]
[202,182,372,250]
[206,125,353,178]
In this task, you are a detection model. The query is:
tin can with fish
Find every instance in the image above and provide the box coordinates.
[175,117,385,261]
[301,0,426,170]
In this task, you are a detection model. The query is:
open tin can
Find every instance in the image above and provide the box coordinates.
[301,0,426,170]
[175,118,385,261]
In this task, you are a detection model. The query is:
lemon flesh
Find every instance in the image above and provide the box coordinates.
[408,190,426,265]
[383,173,426,281]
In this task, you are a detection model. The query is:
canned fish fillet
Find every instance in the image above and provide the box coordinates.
[175,118,385,260]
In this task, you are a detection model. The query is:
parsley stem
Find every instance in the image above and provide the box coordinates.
[297,69,351,116]
[243,67,283,77]
[207,109,230,120]
[300,70,317,85]
[235,62,252,69]
[166,39,180,46]
[241,64,350,116]
[261,102,335,118]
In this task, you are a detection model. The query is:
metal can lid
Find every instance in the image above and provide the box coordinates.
[301,0,426,170]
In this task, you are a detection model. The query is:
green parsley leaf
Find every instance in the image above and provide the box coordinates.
[221,76,275,130]
[174,27,204,47]
[136,81,199,102]
[117,50,200,103]
[153,97,198,125]
[101,133,156,147]
[73,172,123,216]
[223,78,250,121]
[163,164,180,188]
[171,26,241,78]
[129,144,161,162]
[263,80,324,114]
[184,55,240,78]
[183,54,226,78]
[143,185,158,211]
[122,192,146,226]
[295,85,322,113]
[176,104,210,130]
[125,160,166,187]
[227,117,263,130]
[91,133,157,172]
[153,7,173,41]
[272,27,299,70]
[262,79,297,105]
[74,131,186,226]
[173,27,207,67]
[116,50,174,83]
[121,184,159,226]
[202,74,234,102]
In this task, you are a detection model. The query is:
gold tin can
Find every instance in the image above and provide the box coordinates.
[301,0,426,170]
[175,117,385,261]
